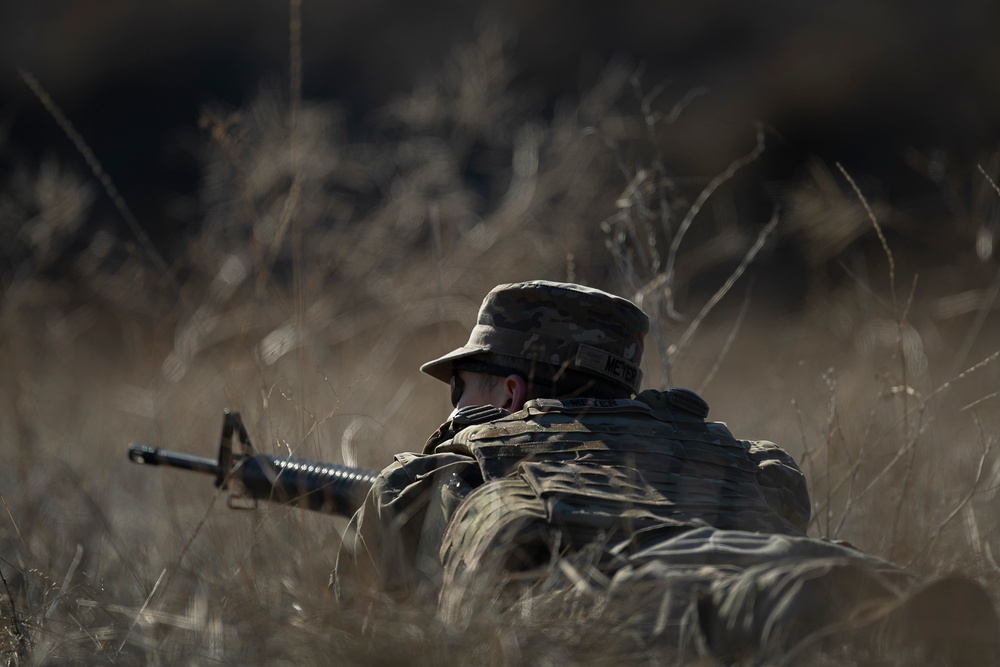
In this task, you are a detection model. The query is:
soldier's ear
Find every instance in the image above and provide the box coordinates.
[502,374,528,412]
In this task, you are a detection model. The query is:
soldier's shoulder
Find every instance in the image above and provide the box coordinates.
[452,404,512,427]
[423,404,512,452]
[635,387,711,420]
[745,439,800,465]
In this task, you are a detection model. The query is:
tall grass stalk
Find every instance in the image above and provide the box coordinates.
[3,22,1000,666]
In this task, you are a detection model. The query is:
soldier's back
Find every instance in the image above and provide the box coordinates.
[436,389,808,590]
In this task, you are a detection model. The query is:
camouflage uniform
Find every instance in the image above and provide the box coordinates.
[335,389,810,596]
[335,281,999,663]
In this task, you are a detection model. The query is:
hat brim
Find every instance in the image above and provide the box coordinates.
[419,344,491,384]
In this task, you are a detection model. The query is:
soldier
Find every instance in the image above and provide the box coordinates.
[335,280,998,663]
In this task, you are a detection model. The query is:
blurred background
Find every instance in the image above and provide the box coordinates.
[3,1,1000,662]
[4,0,1000,262]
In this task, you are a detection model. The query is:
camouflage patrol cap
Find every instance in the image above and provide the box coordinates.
[420,280,649,394]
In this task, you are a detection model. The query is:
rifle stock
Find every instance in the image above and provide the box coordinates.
[128,410,378,516]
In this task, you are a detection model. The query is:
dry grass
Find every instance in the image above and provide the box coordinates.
[2,28,1000,666]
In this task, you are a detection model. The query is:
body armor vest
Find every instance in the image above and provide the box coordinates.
[439,391,805,589]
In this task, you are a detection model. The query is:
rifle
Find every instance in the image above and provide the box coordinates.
[127,410,378,516]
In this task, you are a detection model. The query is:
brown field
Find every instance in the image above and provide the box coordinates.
[3,24,1000,665]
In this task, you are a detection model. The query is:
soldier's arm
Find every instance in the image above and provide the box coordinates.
[333,451,482,601]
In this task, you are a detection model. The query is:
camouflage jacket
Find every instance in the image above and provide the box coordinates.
[334,388,811,599]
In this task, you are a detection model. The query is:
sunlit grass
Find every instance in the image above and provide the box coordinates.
[2,29,1000,665]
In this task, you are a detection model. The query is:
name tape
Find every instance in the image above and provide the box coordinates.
[574,344,641,391]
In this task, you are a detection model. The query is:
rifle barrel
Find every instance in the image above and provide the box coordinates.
[128,443,220,476]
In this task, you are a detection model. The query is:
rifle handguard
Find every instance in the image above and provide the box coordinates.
[231,453,377,515]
